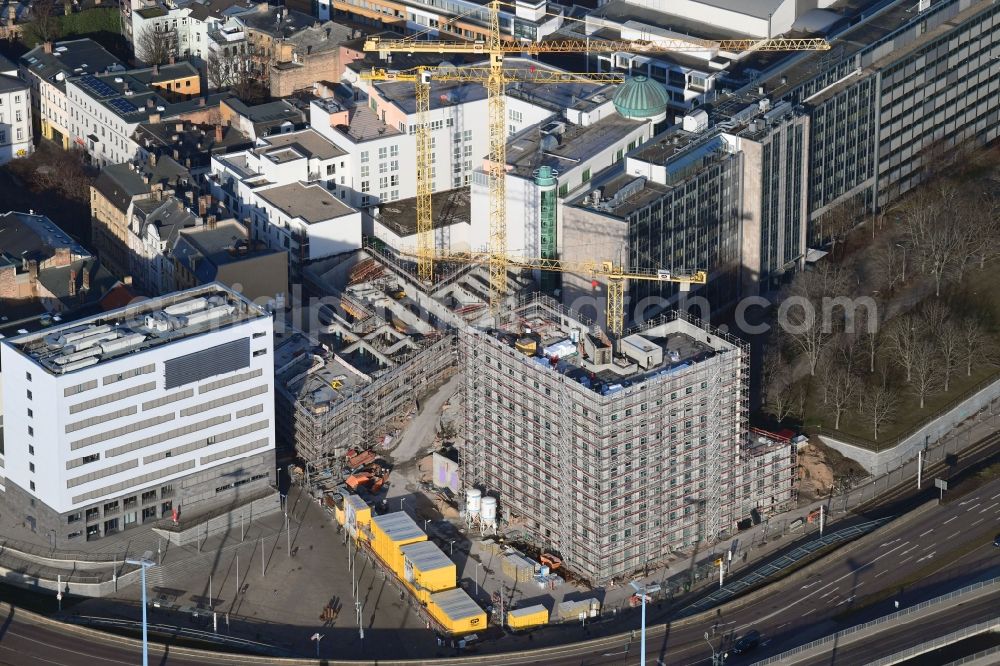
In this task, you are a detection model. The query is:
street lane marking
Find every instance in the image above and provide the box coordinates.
[875,569,889,578]
[919,529,934,537]
[898,544,918,556]
[991,491,1000,500]
[820,588,838,599]
[802,608,817,616]
[981,502,998,513]
[967,503,981,511]
[898,556,913,564]
[943,516,958,524]
[971,518,984,526]
[735,542,909,632]
[960,497,980,506]
[950,531,962,539]
[917,551,936,562]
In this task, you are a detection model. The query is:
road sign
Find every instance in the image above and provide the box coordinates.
[934,478,948,490]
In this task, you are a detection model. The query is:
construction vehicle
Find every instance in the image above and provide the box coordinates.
[363,2,829,313]
[540,552,562,571]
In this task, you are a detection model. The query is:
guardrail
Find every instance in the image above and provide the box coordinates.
[865,617,1000,666]
[751,577,1000,665]
[66,615,282,655]
[943,644,1000,666]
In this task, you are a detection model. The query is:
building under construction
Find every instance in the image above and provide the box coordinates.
[461,294,750,585]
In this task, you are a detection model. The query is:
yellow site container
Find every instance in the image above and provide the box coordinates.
[428,588,487,635]
[507,604,548,630]
[400,541,456,593]
[344,494,371,540]
[369,512,427,576]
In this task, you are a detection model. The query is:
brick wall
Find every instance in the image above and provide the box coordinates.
[269,49,340,97]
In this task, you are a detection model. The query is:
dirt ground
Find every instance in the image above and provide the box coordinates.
[797,441,867,501]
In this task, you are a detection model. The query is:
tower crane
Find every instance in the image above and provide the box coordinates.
[363,1,830,314]
[390,249,707,338]
[359,65,626,283]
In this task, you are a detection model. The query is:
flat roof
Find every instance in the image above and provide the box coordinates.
[430,588,484,622]
[316,100,400,143]
[507,113,645,179]
[257,182,356,223]
[568,171,669,218]
[4,283,268,375]
[274,331,368,408]
[376,188,470,238]
[258,129,347,161]
[371,511,426,543]
[400,540,454,572]
[588,0,751,42]
[509,603,548,617]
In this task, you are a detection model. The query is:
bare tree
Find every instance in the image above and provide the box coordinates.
[135,26,176,66]
[919,300,950,333]
[872,240,907,293]
[26,0,60,44]
[827,366,860,430]
[936,319,962,392]
[856,306,881,374]
[206,45,269,103]
[903,184,967,297]
[965,189,1000,271]
[762,349,796,422]
[910,339,940,409]
[819,197,863,258]
[864,380,899,441]
[779,262,849,376]
[884,313,922,382]
[959,317,990,376]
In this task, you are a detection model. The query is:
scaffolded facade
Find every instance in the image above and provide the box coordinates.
[461,295,748,584]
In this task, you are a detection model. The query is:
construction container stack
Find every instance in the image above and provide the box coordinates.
[428,588,487,635]
[370,512,427,573]
[552,598,601,623]
[506,604,549,630]
[400,540,457,603]
[501,549,538,583]
[342,493,372,540]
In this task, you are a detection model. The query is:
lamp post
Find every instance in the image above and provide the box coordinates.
[126,553,156,666]
[310,632,324,658]
[895,242,907,283]
[639,585,647,666]
[399,497,406,512]
[449,539,455,556]
[475,562,481,596]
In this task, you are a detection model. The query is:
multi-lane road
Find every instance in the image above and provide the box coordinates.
[1,480,998,665]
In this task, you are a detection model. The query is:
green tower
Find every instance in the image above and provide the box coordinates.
[536,165,559,294]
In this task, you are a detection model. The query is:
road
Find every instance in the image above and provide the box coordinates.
[2,476,998,665]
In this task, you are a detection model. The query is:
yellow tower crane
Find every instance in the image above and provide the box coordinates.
[360,65,626,283]
[393,249,707,338]
[364,1,830,313]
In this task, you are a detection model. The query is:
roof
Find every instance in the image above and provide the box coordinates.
[0,53,16,75]
[613,76,669,119]
[257,183,356,224]
[4,283,270,375]
[509,603,548,617]
[258,129,347,161]
[172,220,283,283]
[20,39,123,93]
[278,20,354,55]
[506,113,645,179]
[376,188,470,238]
[400,541,454,572]
[132,120,252,169]
[0,212,90,264]
[586,0,750,42]
[429,588,484,623]
[187,0,260,21]
[692,0,790,20]
[93,157,191,213]
[129,61,200,86]
[240,6,317,38]
[314,99,399,143]
[0,73,27,94]
[371,511,425,543]
[134,196,200,245]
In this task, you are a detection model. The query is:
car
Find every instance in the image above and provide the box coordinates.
[732,629,761,654]
[993,533,1000,547]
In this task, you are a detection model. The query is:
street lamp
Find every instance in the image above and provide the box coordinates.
[399,497,406,512]
[475,562,481,596]
[705,631,725,665]
[895,242,907,283]
[449,539,455,556]
[126,552,156,666]
[310,632,324,658]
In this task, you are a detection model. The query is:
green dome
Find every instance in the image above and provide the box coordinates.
[613,75,669,120]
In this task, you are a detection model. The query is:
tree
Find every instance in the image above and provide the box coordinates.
[762,349,796,422]
[884,313,921,382]
[909,339,940,409]
[872,240,907,293]
[135,26,176,66]
[856,306,881,374]
[864,381,899,441]
[959,317,990,376]
[965,189,1000,271]
[778,263,849,376]
[206,44,269,104]
[936,319,962,392]
[26,0,60,44]
[827,366,860,430]
[819,197,863,258]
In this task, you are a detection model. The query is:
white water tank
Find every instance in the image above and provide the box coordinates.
[466,488,482,518]
[480,496,497,524]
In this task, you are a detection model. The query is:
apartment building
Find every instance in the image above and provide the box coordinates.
[0,283,276,546]
[219,97,306,140]
[126,0,262,62]
[461,295,748,584]
[19,39,123,151]
[0,56,31,165]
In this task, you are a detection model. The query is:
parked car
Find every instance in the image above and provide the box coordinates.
[993,533,1000,547]
[732,629,761,654]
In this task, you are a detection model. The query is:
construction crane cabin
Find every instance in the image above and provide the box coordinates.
[363,2,828,332]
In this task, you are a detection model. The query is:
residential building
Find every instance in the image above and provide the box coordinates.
[19,39,123,150]
[171,218,288,306]
[219,97,306,140]
[461,294,748,584]
[0,211,118,319]
[127,194,201,295]
[90,155,194,282]
[132,119,253,174]
[126,0,262,62]
[0,282,277,546]
[0,59,31,165]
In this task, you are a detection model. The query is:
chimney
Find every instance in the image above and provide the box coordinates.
[198,195,211,216]
[168,54,175,65]
[207,215,217,228]
[123,276,133,286]
[53,247,72,267]
[149,152,157,166]
[215,124,223,143]
[146,98,155,108]
[42,41,53,54]
[199,97,206,107]
[82,266,91,292]
[68,269,77,298]
[148,112,161,124]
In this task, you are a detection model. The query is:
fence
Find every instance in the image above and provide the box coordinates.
[942,644,1000,666]
[67,615,281,655]
[864,618,1000,666]
[750,577,1000,665]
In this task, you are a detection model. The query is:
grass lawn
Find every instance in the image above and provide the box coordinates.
[798,262,1000,451]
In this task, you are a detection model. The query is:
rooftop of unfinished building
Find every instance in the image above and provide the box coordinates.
[3,283,267,375]
[273,329,368,409]
[481,296,740,397]
[375,187,470,238]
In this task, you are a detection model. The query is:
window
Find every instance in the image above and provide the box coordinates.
[361,195,370,207]
[390,160,399,171]
[390,144,399,157]
[82,453,100,464]
[25,372,31,381]
[378,146,388,160]
[30,481,35,491]
[361,180,370,193]
[29,462,35,473]
[27,408,32,418]
[28,445,34,455]
[326,164,335,175]
[379,176,388,189]
[360,151,369,163]
[252,349,267,357]
[390,174,399,186]
[27,425,33,436]
[67,512,82,524]
[379,161,388,174]
[26,389,32,400]
[141,490,157,504]
[582,167,592,184]
[360,165,369,178]
[509,109,523,122]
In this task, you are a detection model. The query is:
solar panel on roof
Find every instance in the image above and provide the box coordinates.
[109,98,138,115]
[79,73,117,99]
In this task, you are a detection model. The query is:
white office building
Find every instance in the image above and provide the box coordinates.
[0,283,276,545]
